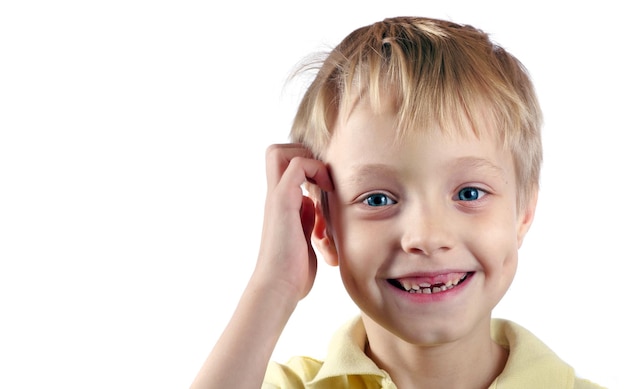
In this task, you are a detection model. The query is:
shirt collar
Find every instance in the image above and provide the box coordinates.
[308,316,386,385]
[490,318,576,388]
[308,316,578,388]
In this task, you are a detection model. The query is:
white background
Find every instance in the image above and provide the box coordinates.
[1,1,623,388]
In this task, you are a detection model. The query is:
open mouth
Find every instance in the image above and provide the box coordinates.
[388,272,471,294]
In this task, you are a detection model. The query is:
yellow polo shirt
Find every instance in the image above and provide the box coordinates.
[263,317,604,388]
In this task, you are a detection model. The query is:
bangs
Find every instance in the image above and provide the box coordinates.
[290,17,542,208]
[340,68,499,146]
[335,19,532,148]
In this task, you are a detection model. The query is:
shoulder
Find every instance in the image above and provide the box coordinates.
[263,356,323,388]
[573,377,607,389]
[263,316,394,388]
[263,356,394,388]
[491,319,606,389]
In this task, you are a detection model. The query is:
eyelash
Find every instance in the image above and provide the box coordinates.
[362,193,397,207]
[358,186,489,209]
[455,186,487,202]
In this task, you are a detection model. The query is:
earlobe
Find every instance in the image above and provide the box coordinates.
[517,188,539,247]
[312,200,339,267]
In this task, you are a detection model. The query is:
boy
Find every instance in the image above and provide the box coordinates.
[191,16,604,388]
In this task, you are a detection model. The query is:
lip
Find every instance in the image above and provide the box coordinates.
[385,271,475,303]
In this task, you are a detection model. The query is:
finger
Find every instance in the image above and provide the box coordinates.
[265,144,313,190]
[300,195,316,238]
[278,156,334,197]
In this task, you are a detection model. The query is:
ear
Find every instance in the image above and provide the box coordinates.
[312,200,339,267]
[517,187,539,248]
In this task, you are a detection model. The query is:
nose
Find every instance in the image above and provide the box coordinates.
[400,203,452,256]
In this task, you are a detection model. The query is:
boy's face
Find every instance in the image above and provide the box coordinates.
[315,96,536,345]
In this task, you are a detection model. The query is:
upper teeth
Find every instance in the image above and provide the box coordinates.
[399,273,467,294]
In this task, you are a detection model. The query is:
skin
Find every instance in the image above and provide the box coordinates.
[190,145,334,389]
[313,97,537,388]
[191,97,537,389]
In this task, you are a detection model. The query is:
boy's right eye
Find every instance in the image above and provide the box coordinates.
[364,193,396,207]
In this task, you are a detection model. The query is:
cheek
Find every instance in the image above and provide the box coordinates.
[464,213,520,269]
[474,232,519,299]
[460,217,519,307]
[332,216,388,284]
[335,222,380,268]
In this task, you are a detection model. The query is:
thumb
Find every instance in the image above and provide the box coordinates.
[300,196,316,240]
[300,195,318,298]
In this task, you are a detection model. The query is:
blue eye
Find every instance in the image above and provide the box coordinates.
[364,193,396,207]
[457,187,484,201]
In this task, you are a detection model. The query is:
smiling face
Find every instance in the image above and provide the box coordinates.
[313,96,537,346]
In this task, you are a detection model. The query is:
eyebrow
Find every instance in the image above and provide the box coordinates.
[449,157,506,178]
[343,164,398,188]
[342,157,505,188]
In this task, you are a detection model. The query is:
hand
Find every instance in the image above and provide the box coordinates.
[252,144,333,303]
[188,144,333,389]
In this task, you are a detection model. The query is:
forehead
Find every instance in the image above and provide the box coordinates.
[331,91,502,154]
[326,93,515,180]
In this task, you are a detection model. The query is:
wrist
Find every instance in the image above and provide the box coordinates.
[244,274,301,315]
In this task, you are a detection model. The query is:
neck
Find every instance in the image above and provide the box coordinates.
[363,316,508,389]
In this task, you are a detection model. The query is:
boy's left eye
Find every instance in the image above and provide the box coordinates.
[456,187,486,201]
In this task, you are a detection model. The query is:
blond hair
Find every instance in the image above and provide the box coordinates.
[290,16,542,209]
